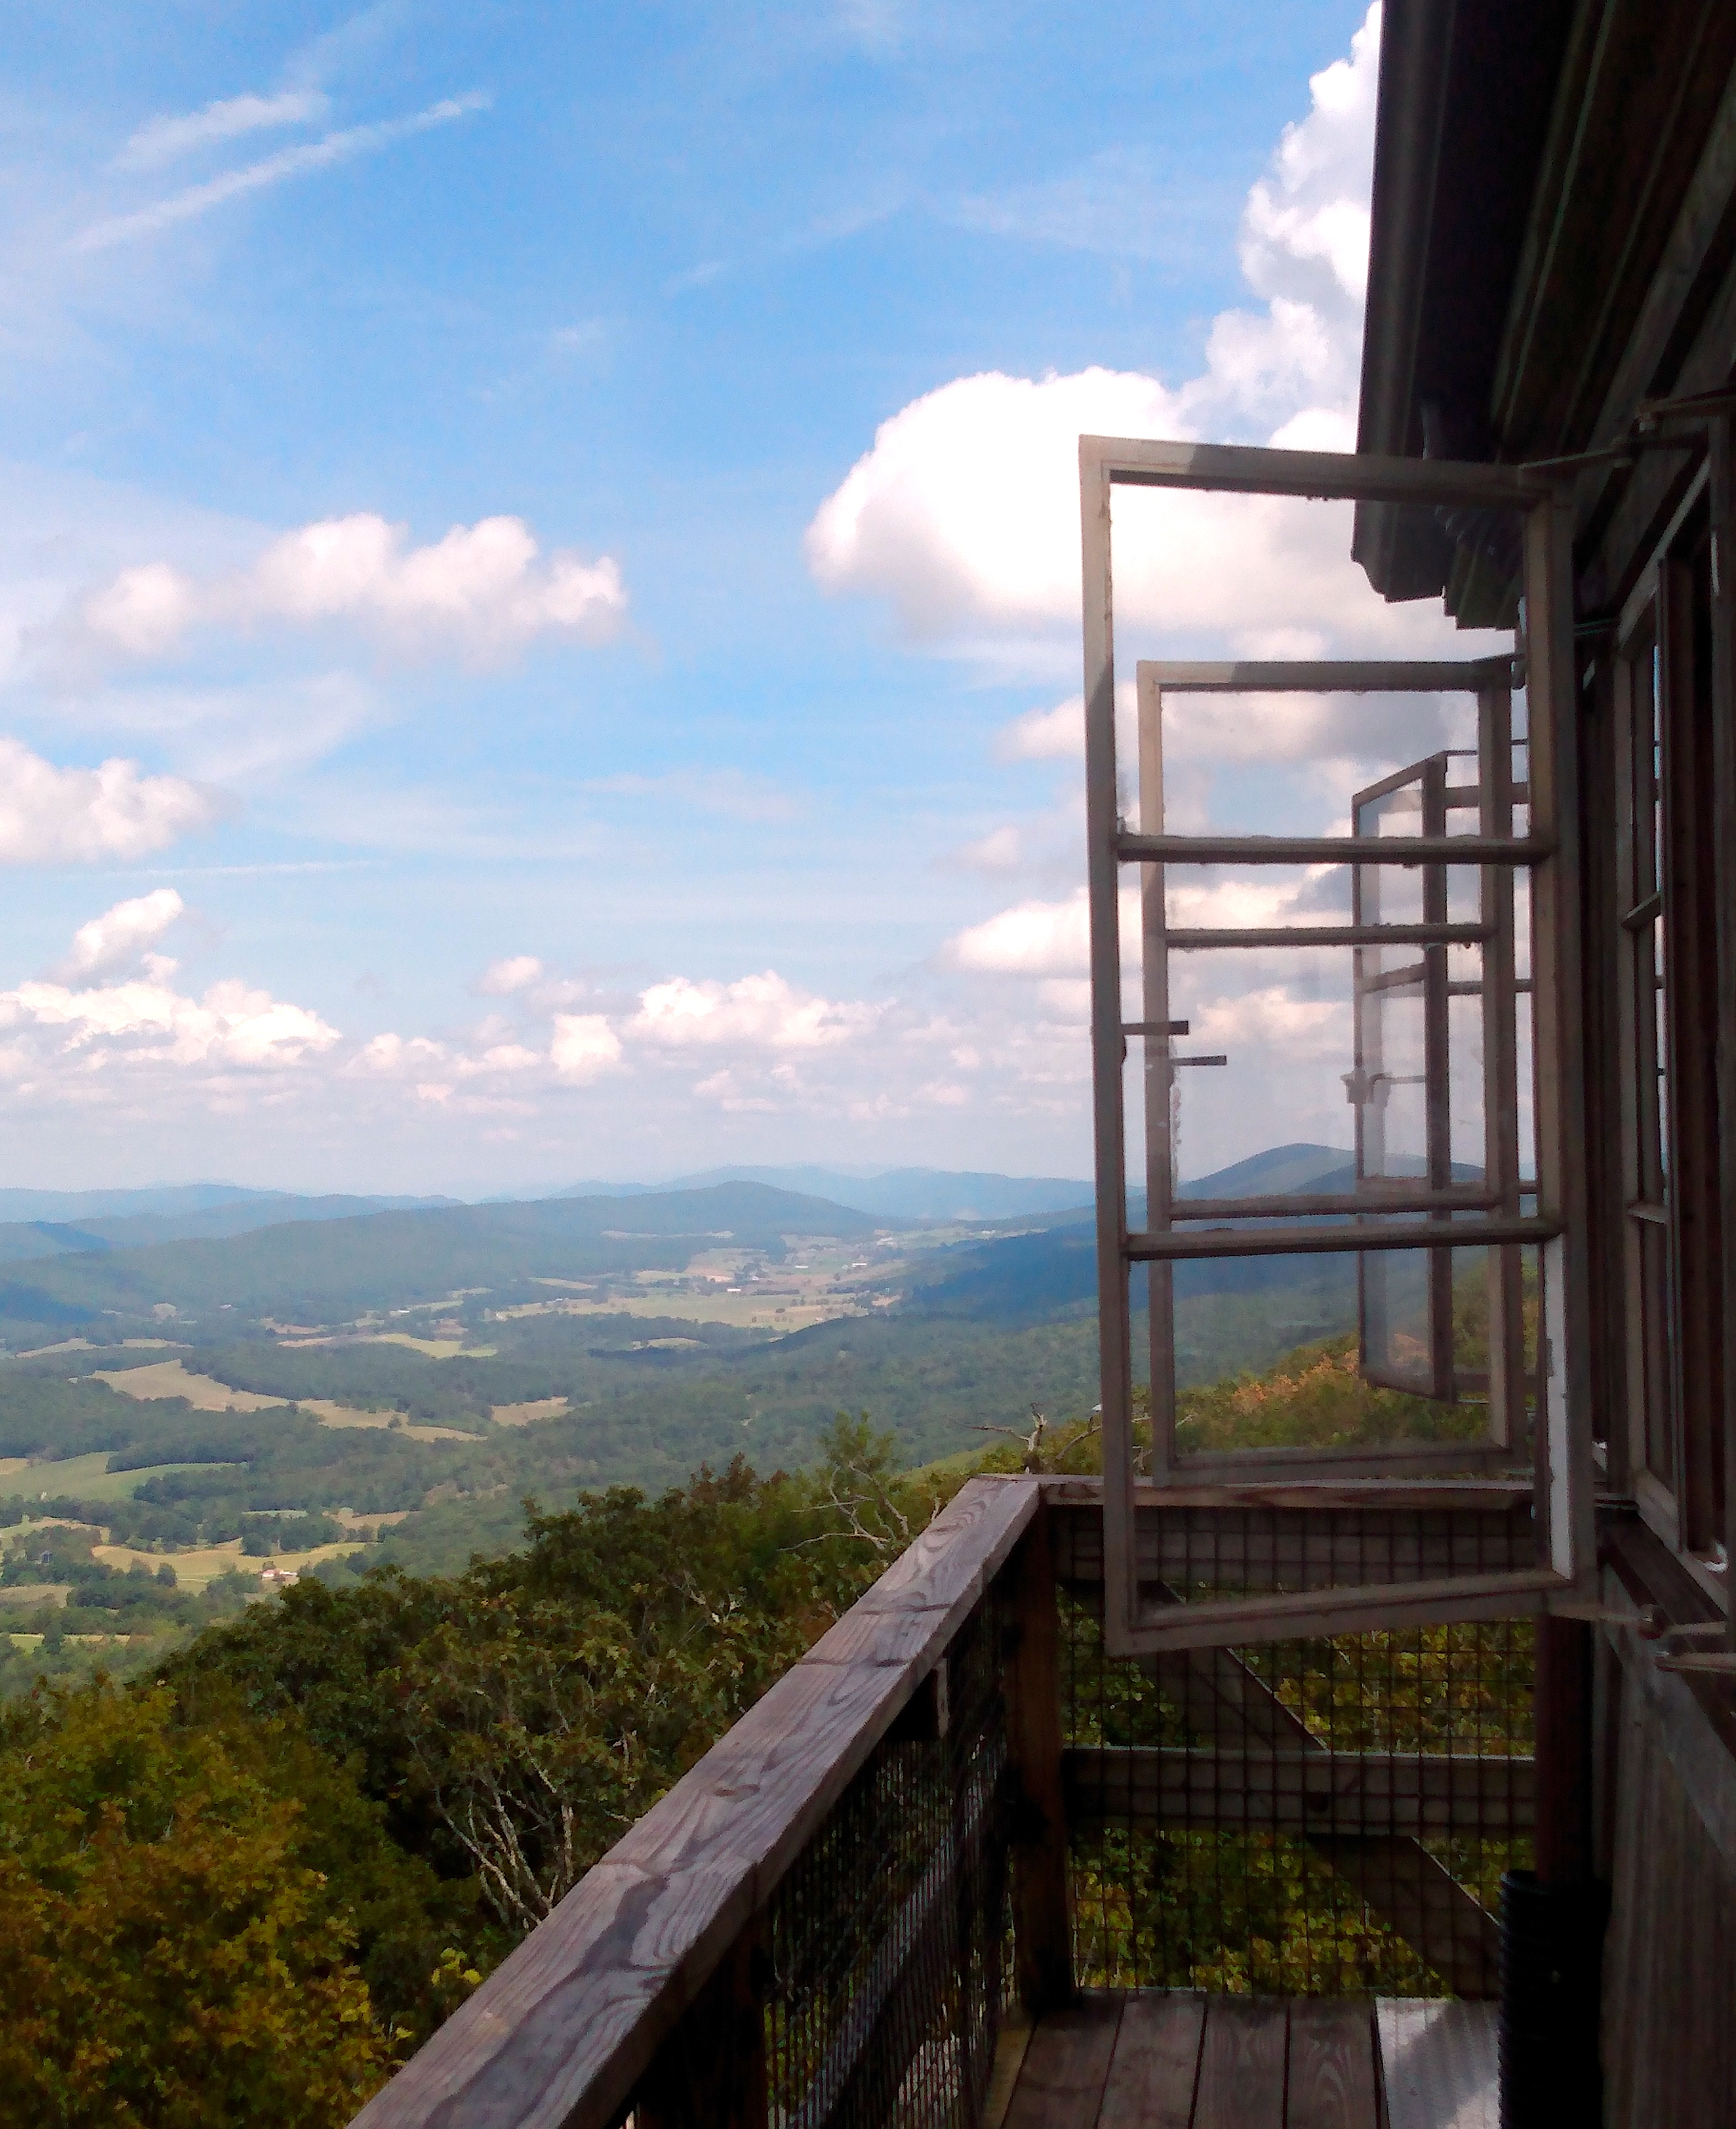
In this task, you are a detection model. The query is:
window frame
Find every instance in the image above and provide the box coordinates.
[1080,435,1595,1656]
[1609,471,1730,1591]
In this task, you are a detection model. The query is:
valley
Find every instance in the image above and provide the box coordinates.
[0,1150,1363,1686]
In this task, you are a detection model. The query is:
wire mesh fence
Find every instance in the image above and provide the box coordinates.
[1059,1508,1535,1999]
[758,1589,1015,2129]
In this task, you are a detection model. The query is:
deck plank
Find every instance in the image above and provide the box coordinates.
[1375,1999,1497,2129]
[1097,1992,1206,2128]
[1004,1998,1124,2129]
[1192,1997,1288,2129]
[1285,1998,1378,2129]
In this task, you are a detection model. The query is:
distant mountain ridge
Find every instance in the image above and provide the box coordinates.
[897,1144,1359,1323]
[554,1148,1357,1222]
[556,1165,1098,1220]
[0,1180,886,1338]
[0,1188,463,1266]
[0,1150,1360,1343]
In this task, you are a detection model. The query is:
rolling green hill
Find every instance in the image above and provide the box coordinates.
[0,1152,1375,1634]
[0,1182,884,1339]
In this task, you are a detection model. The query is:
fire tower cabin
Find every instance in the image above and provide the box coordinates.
[350,9,1736,2129]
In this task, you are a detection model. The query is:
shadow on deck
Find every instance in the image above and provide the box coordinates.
[993,1993,1498,2129]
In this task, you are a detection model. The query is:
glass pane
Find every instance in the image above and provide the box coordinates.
[1151,1242,1530,1462]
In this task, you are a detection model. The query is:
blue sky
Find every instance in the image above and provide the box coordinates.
[0,1,1483,1195]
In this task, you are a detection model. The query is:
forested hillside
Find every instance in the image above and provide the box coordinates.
[0,1154,1373,1683]
[0,1300,1507,2123]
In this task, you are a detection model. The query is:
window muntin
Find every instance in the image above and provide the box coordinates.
[1081,437,1594,1653]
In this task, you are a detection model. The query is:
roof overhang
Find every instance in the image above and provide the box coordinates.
[1354,0,1578,603]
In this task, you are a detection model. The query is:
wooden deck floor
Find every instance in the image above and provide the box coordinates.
[994,1993,1498,2129]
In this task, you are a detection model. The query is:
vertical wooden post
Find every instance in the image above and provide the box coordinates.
[635,1928,767,2129]
[1534,1613,1594,1886]
[1006,1506,1074,2013]
[1707,413,1736,1648]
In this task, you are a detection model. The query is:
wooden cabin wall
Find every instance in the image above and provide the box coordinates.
[1597,1624,1736,2129]
[1566,56,1736,2118]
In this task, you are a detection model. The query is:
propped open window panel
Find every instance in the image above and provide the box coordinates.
[1080,436,1596,1653]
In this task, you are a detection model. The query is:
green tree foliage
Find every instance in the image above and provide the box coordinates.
[165,1434,939,1957]
[0,1684,409,2125]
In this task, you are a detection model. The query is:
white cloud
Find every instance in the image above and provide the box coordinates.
[459,1042,542,1076]
[116,90,330,172]
[54,888,184,983]
[995,697,1082,763]
[0,739,218,862]
[629,971,879,1050]
[943,892,1096,978]
[941,870,1358,981]
[550,1013,623,1082]
[1239,12,1379,315]
[2,973,338,1070]
[803,7,1416,655]
[350,1032,448,1077]
[479,955,543,996]
[1189,984,1346,1061]
[72,511,626,664]
[957,824,1024,872]
[74,94,491,253]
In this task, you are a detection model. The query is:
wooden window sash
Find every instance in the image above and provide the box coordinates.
[1080,437,1596,1653]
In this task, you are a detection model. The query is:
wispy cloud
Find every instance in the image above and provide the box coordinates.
[949,147,1231,268]
[72,93,491,254]
[115,90,330,172]
[664,258,729,297]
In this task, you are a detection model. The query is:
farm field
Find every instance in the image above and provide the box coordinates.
[93,1535,367,1592]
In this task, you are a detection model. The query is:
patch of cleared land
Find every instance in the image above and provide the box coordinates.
[297,1402,478,1442]
[310,1332,496,1359]
[490,1397,569,1427]
[1,1452,244,1502]
[0,1584,72,1608]
[88,1363,474,1440]
[514,1279,866,1334]
[11,1336,186,1361]
[94,1359,287,1411]
[94,1536,366,1593]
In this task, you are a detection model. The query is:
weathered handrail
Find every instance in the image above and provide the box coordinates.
[351,1476,1042,2129]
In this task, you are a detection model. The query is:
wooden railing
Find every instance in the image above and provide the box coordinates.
[352,1476,1066,2129]
[352,1477,1541,2128]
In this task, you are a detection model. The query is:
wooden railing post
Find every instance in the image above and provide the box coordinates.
[1006,1501,1074,2013]
[635,1925,767,2129]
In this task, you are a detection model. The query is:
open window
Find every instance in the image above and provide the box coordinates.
[1611,514,1728,1582]
[1081,436,1595,1653]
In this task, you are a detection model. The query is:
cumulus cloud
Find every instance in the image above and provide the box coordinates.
[479,955,543,996]
[350,1032,449,1077]
[2,971,338,1070]
[550,1013,623,1081]
[54,888,184,984]
[0,739,218,863]
[793,7,1522,1179]
[116,90,330,172]
[941,870,1359,980]
[70,511,626,665]
[944,892,1095,978]
[995,697,1083,763]
[803,8,1424,655]
[957,825,1025,872]
[629,971,880,1050]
